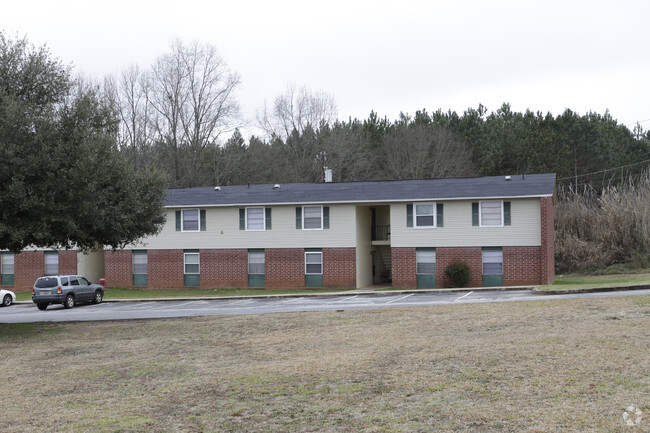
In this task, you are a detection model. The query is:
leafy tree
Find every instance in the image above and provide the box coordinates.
[0,33,165,252]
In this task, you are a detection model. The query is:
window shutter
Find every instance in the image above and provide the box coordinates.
[406,204,413,227]
[296,207,302,229]
[504,201,511,226]
[436,203,444,227]
[472,202,479,226]
[239,209,245,230]
[175,211,181,231]
[265,208,272,230]
[323,206,330,229]
[200,210,206,231]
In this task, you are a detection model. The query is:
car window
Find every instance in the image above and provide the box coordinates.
[61,276,69,286]
[69,277,79,286]
[78,277,89,285]
[35,277,58,288]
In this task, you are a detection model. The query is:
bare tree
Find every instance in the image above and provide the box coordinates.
[104,65,153,169]
[258,83,337,139]
[149,40,241,187]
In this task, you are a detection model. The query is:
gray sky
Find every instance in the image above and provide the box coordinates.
[3,0,650,139]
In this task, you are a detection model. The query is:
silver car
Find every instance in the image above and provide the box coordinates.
[32,275,104,310]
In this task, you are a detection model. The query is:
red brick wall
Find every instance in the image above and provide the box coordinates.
[323,248,356,289]
[8,251,79,291]
[148,250,184,289]
[105,250,133,288]
[14,251,43,290]
[59,250,77,275]
[540,196,555,284]
[391,247,417,288]
[437,247,483,288]
[266,248,304,289]
[201,249,248,288]
[503,246,542,285]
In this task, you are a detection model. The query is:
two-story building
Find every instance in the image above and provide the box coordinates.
[0,174,555,290]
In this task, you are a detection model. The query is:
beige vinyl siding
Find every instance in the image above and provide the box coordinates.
[391,198,541,247]
[134,204,357,250]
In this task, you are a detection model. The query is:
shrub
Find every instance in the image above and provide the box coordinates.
[445,262,470,288]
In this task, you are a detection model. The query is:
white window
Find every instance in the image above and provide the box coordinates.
[246,207,265,231]
[184,253,200,274]
[416,250,436,274]
[1,253,14,275]
[182,209,200,232]
[45,252,58,275]
[482,249,503,275]
[303,206,323,230]
[480,201,503,227]
[133,252,148,274]
[305,252,323,274]
[248,251,265,274]
[415,203,436,228]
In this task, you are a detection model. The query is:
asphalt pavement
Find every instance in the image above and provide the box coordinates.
[2,287,650,324]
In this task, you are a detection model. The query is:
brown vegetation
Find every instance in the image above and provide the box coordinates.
[3,296,649,432]
[555,172,650,272]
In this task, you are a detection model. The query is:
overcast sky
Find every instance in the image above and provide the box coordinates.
[3,0,649,139]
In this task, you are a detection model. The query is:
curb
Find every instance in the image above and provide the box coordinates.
[13,284,649,305]
[533,284,650,295]
[13,286,533,304]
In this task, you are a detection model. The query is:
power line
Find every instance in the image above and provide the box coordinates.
[557,158,650,182]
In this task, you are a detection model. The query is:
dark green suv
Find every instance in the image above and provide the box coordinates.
[32,275,104,310]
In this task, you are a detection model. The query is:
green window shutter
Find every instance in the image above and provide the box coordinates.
[296,207,302,229]
[472,202,479,226]
[323,206,330,229]
[239,208,245,230]
[265,208,272,230]
[436,203,444,227]
[200,210,206,231]
[406,204,413,227]
[175,211,181,231]
[504,201,511,226]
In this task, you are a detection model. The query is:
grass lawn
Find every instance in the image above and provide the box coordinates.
[2,295,649,432]
[14,287,354,302]
[538,272,650,292]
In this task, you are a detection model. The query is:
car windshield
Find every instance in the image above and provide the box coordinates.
[35,277,58,288]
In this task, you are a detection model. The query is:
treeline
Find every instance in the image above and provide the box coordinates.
[113,94,650,190]
[104,40,650,190]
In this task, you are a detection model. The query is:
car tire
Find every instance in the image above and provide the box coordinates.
[2,294,12,307]
[93,290,103,304]
[63,294,75,309]
[37,303,48,310]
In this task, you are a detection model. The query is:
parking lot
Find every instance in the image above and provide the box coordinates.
[3,288,650,323]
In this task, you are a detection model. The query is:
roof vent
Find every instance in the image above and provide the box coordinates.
[214,186,221,191]
[273,184,281,189]
[505,176,512,181]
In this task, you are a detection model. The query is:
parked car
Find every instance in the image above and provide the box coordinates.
[1,288,16,307]
[32,275,104,310]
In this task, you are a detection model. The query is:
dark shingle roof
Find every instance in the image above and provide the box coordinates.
[164,174,556,207]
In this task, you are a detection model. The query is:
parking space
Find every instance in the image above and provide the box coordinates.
[3,288,650,323]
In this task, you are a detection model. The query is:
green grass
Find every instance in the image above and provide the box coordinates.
[103,287,353,299]
[538,272,650,291]
[13,286,353,301]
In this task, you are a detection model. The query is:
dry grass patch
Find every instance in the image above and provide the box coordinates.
[2,296,649,432]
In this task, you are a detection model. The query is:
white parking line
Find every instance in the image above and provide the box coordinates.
[386,294,414,304]
[454,291,474,301]
[280,297,305,304]
[334,295,358,303]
